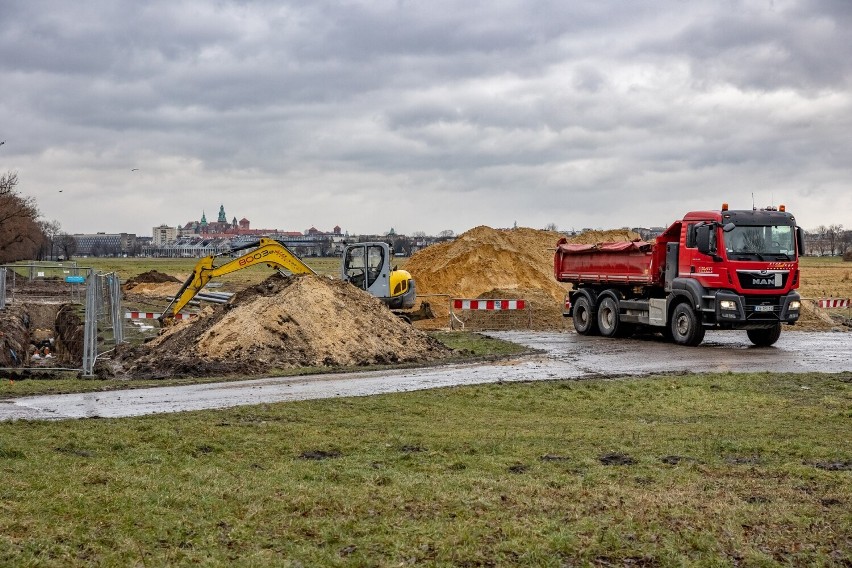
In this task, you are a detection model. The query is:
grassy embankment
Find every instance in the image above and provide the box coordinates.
[0,372,849,566]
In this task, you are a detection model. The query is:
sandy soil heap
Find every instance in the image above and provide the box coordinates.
[111,274,454,378]
[125,270,181,286]
[406,225,639,329]
[123,270,183,297]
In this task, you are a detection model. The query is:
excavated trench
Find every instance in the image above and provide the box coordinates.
[0,302,84,374]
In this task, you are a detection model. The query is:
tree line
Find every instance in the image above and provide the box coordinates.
[0,171,77,264]
[804,224,849,257]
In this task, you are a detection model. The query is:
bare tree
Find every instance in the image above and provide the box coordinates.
[57,233,78,260]
[827,224,844,256]
[811,225,828,256]
[0,171,44,262]
[38,219,62,260]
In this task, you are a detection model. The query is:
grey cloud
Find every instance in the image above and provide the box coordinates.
[0,0,849,235]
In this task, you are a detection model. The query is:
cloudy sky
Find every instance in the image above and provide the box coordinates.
[1,0,849,237]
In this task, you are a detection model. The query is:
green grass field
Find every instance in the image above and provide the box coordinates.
[0,372,849,566]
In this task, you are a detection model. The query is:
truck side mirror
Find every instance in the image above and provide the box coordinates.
[796,227,805,256]
[695,224,713,255]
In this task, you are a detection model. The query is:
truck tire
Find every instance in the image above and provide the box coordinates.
[670,302,705,346]
[597,296,621,337]
[572,295,599,336]
[747,324,781,347]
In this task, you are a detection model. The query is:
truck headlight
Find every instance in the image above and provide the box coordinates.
[720,300,737,310]
[789,300,800,311]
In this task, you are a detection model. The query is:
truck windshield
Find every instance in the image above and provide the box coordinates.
[724,225,796,260]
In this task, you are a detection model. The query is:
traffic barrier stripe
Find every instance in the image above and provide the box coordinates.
[817,298,850,308]
[453,299,526,311]
[125,312,194,320]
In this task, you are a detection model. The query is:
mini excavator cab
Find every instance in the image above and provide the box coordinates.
[341,242,417,310]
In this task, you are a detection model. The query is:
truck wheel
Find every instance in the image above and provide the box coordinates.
[572,295,599,336]
[597,296,621,337]
[671,302,705,346]
[747,324,781,347]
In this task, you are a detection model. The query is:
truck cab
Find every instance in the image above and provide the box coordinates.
[670,205,802,333]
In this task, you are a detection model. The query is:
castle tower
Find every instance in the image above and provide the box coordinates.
[218,205,227,223]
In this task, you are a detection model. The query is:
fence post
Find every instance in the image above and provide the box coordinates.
[0,267,5,310]
[108,274,124,344]
[82,269,98,377]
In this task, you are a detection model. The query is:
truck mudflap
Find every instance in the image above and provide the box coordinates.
[712,290,800,327]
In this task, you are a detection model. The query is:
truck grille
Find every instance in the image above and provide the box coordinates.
[736,270,789,290]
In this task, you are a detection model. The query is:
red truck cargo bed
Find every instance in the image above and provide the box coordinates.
[554,239,660,286]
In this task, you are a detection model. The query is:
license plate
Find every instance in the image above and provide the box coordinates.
[755,305,774,312]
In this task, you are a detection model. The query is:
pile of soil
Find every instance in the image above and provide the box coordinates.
[795,300,843,332]
[406,225,638,329]
[124,270,181,287]
[123,270,183,297]
[109,274,454,378]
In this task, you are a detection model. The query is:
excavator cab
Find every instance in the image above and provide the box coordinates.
[342,242,416,310]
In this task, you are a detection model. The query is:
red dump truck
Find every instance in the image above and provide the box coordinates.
[554,204,804,347]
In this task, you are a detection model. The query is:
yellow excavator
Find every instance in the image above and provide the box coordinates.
[161,238,431,323]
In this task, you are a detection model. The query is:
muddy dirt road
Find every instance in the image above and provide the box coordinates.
[2,331,849,421]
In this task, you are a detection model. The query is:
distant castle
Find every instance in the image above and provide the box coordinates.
[180,204,252,236]
[176,205,341,238]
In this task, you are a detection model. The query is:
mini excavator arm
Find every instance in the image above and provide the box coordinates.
[161,238,316,322]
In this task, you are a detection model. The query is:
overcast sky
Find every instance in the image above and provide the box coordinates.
[1,0,849,237]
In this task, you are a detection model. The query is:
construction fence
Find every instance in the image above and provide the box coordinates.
[449,298,535,331]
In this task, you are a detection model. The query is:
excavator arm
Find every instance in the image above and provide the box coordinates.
[161,238,315,322]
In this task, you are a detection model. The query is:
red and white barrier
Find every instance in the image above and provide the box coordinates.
[453,299,526,311]
[817,298,850,309]
[125,312,194,320]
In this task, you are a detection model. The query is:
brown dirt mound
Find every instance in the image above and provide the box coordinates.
[407,226,638,329]
[124,282,183,298]
[125,270,181,286]
[110,274,454,378]
[794,300,840,332]
[123,270,183,297]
